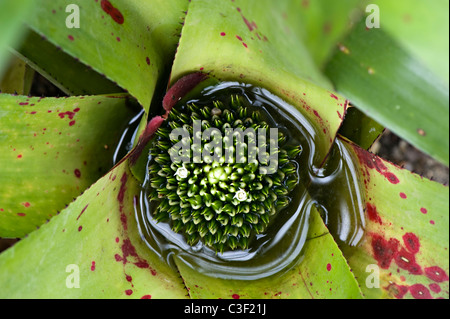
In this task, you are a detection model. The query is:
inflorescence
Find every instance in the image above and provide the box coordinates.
[148,95,301,253]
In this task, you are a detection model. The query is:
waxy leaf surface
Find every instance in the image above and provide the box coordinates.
[170,0,348,164]
[26,0,189,111]
[0,158,188,298]
[341,138,449,299]
[0,93,137,237]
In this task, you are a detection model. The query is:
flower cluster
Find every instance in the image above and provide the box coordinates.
[148,95,301,252]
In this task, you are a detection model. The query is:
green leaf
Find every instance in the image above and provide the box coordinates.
[0,157,188,298]
[26,0,189,110]
[324,19,449,165]
[170,0,348,164]
[0,54,34,95]
[175,206,363,299]
[0,93,137,237]
[373,0,449,85]
[338,107,385,150]
[291,0,363,68]
[14,29,122,96]
[342,138,449,299]
[0,0,34,76]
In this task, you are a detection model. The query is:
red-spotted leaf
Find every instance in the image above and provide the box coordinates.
[0,157,188,298]
[170,0,349,164]
[26,0,189,110]
[0,93,138,237]
[340,137,449,299]
[174,206,363,299]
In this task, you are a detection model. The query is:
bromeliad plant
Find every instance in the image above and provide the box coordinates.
[0,0,448,299]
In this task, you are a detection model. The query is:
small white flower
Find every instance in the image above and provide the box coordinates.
[174,165,189,179]
[234,188,248,202]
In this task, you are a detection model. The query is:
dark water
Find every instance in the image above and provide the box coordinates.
[134,82,365,280]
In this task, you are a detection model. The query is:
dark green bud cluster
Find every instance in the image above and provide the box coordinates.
[148,95,301,253]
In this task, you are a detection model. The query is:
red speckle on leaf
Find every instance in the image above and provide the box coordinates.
[101,0,113,13]
[409,284,432,299]
[120,213,127,230]
[220,32,226,36]
[232,294,240,299]
[141,295,152,299]
[402,233,420,254]
[236,35,243,41]
[352,146,400,184]
[22,202,30,208]
[76,204,89,220]
[17,213,26,217]
[134,260,150,269]
[371,233,399,269]
[69,120,76,126]
[58,111,76,119]
[385,172,400,184]
[68,35,74,41]
[78,226,82,231]
[74,169,81,178]
[114,193,158,288]
[110,8,124,24]
[91,261,96,271]
[19,102,28,106]
[330,93,338,100]
[117,173,127,203]
[395,247,422,275]
[429,283,441,293]
[390,283,409,299]
[399,192,407,199]
[430,220,435,225]
[242,15,257,32]
[420,207,428,214]
[101,0,124,24]
[366,203,382,225]
[17,154,22,159]
[146,57,150,65]
[424,266,449,283]
[326,263,332,271]
[125,289,133,296]
[115,238,157,276]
